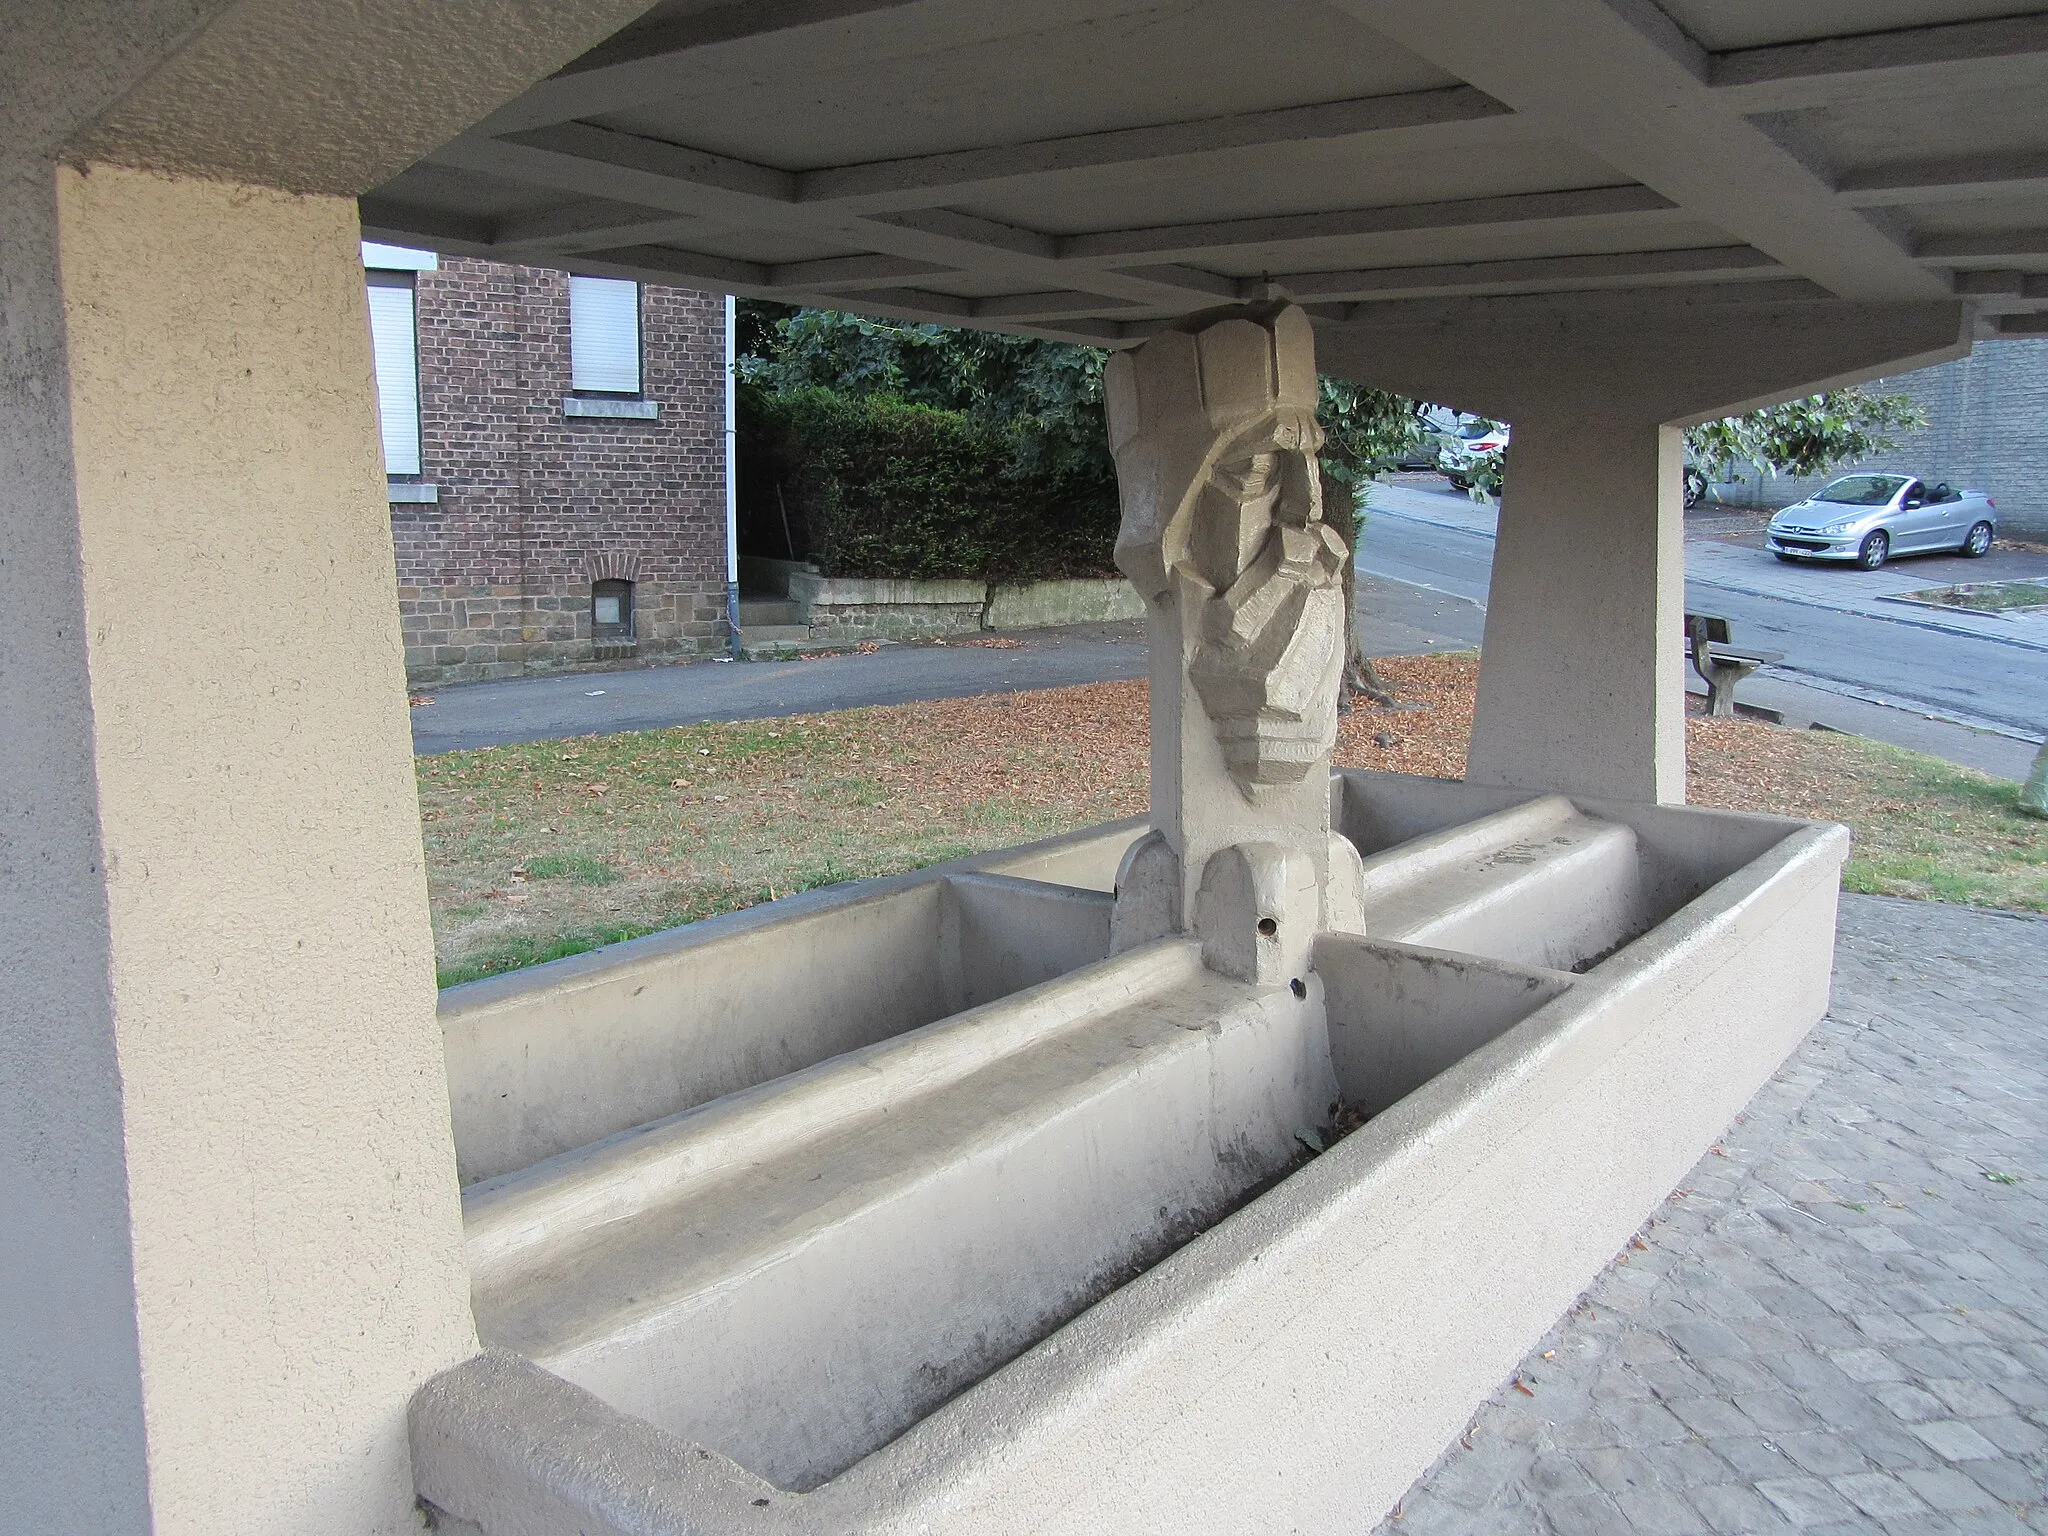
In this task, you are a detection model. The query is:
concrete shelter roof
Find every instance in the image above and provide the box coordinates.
[355,0,2048,346]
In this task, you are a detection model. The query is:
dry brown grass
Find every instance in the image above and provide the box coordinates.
[420,652,2044,986]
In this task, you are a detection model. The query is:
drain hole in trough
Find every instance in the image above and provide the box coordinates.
[1257,917,1277,936]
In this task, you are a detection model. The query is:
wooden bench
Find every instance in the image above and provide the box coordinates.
[1685,613,1782,718]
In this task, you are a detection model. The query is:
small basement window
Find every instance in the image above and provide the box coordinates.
[592,579,635,639]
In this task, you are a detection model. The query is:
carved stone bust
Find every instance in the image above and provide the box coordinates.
[1104,303,1347,795]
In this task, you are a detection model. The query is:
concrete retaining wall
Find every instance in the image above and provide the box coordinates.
[985,577,1147,628]
[738,556,1144,639]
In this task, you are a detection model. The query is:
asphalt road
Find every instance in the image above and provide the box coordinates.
[1357,485,2048,747]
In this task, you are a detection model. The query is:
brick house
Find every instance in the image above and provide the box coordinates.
[365,243,732,686]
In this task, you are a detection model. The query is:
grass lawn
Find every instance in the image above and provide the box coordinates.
[1895,579,2048,612]
[418,653,2047,987]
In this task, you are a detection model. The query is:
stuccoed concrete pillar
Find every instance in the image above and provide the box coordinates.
[2,161,476,1533]
[1315,290,1969,810]
[1465,418,1689,804]
[1105,304,1361,974]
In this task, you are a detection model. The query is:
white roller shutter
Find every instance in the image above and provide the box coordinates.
[570,276,642,394]
[367,284,421,475]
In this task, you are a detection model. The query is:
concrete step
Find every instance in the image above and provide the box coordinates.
[465,938,1332,1493]
[737,597,803,626]
[738,622,810,644]
[1350,793,1646,973]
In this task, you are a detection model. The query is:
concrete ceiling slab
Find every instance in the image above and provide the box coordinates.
[348,0,2048,344]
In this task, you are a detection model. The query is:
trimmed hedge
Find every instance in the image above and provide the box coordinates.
[738,386,1120,584]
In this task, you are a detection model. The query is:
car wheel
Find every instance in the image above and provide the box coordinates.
[1683,468,1706,509]
[1961,520,1993,557]
[1856,530,1890,570]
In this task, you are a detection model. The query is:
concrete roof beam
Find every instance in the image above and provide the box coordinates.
[1325,0,1953,302]
[1058,186,1686,267]
[476,0,932,136]
[1838,152,2048,207]
[793,86,1518,214]
[1709,12,2048,112]
[1265,245,1784,304]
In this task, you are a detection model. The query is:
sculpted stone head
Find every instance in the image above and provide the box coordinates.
[1104,303,1348,794]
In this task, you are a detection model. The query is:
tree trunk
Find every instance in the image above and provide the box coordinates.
[1325,473,1397,713]
[2022,738,2048,819]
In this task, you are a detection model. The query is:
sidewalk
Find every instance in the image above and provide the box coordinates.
[1377,894,2048,1536]
[1687,538,2048,653]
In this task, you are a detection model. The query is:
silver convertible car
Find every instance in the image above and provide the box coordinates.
[1766,474,1997,570]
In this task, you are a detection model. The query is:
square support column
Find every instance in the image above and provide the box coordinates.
[1465,418,1687,804]
[2,162,475,1533]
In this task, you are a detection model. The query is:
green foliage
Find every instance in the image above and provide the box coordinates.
[742,385,1118,583]
[1685,388,1928,481]
[1317,377,1428,487]
[738,304,1119,582]
[738,302,1115,484]
[1444,390,1926,505]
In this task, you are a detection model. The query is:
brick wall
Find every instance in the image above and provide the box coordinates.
[1726,337,2048,540]
[392,258,729,685]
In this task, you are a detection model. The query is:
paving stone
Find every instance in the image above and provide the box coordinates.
[1686,1480,1796,1534]
[1641,1440,1740,1490]
[1734,1392,1825,1435]
[1841,1423,1943,1473]
[1830,1348,1911,1384]
[1830,1471,1932,1520]
[1602,1399,1695,1447]
[1575,1446,1665,1497]
[1612,1486,1711,1533]
[1971,1414,2048,1456]
[1924,1378,2019,1418]
[1900,1463,2007,1514]
[1374,898,2048,1535]
[1960,1456,2047,1505]
[1528,1451,1602,1499]
[1755,1474,1859,1524]
[1912,1420,2005,1462]
[1776,1433,1872,1478]
[1672,1397,1761,1439]
[1546,1493,1636,1536]
[1709,1438,1804,1483]
[1868,1382,1947,1422]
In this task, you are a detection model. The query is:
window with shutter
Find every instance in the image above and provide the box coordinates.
[366,281,421,476]
[570,276,642,394]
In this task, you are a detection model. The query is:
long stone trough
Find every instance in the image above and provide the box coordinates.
[412,766,1847,1534]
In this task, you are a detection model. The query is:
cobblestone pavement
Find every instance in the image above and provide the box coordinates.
[1379,894,2048,1536]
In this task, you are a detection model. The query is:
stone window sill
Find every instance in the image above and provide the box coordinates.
[563,397,659,420]
[388,482,439,504]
